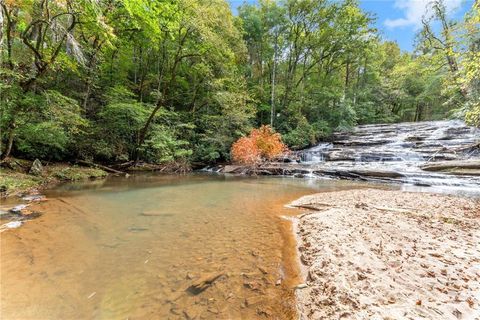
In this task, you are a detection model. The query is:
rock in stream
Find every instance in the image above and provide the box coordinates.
[220,120,480,193]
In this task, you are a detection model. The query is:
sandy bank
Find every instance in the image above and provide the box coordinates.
[290,189,480,320]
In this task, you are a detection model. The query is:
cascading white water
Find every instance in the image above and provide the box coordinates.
[296,120,480,194]
[298,143,333,163]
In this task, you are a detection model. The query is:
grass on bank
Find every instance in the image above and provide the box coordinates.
[0,159,108,198]
[52,166,107,181]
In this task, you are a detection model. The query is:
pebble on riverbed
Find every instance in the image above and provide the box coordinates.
[2,221,22,229]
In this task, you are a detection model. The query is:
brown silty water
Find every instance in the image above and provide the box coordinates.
[1,174,364,319]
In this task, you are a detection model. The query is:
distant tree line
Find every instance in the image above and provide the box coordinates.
[0,0,478,165]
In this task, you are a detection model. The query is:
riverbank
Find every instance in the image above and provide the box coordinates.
[0,158,108,199]
[0,158,193,199]
[0,174,322,319]
[290,189,480,319]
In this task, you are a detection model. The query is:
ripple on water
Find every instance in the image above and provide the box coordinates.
[1,174,363,319]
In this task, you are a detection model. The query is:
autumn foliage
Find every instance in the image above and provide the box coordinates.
[231,125,288,165]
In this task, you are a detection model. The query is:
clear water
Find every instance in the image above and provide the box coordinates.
[1,173,367,319]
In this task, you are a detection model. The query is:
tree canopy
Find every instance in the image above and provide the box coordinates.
[1,0,478,165]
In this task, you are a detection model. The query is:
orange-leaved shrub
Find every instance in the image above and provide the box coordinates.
[231,125,288,165]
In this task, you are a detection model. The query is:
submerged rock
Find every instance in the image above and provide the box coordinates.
[9,204,29,213]
[140,211,174,217]
[128,226,149,232]
[245,296,263,307]
[186,272,225,295]
[22,194,46,202]
[2,221,22,229]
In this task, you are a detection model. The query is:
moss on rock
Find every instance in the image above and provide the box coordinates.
[1,159,108,198]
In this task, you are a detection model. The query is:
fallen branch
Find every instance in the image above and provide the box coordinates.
[76,160,126,175]
[425,147,446,163]
[449,142,480,153]
[291,204,326,211]
[111,161,135,169]
[421,160,480,172]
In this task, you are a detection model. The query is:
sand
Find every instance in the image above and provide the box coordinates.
[290,189,480,320]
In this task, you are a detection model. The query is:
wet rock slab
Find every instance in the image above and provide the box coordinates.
[220,120,480,193]
[421,159,480,172]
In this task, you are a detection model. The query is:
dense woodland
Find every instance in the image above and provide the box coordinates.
[1,0,479,167]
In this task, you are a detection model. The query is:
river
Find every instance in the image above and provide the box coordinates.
[1,173,370,319]
[2,120,479,319]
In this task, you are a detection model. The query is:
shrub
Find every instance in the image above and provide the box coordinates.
[16,121,69,159]
[95,102,150,161]
[283,118,333,150]
[231,136,261,165]
[465,100,480,127]
[14,90,87,160]
[231,125,287,165]
[142,125,193,164]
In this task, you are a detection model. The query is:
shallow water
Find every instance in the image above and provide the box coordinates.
[0,174,367,319]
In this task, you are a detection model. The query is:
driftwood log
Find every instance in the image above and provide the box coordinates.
[76,160,126,175]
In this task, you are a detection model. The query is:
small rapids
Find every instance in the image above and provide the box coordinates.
[289,120,480,195]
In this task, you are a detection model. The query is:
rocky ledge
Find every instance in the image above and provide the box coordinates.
[217,121,480,193]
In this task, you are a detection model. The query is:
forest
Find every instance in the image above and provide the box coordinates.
[1,0,479,167]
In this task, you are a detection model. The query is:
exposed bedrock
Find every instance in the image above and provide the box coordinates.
[218,120,480,192]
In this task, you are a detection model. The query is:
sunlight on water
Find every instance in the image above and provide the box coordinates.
[1,174,365,319]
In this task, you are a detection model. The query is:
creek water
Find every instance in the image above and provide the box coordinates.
[295,121,480,194]
[0,173,368,319]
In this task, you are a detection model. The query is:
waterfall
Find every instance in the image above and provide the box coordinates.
[298,143,333,163]
[293,120,480,194]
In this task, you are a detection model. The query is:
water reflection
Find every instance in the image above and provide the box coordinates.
[1,174,366,319]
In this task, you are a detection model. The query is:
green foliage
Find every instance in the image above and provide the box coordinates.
[282,115,334,149]
[1,0,478,165]
[53,166,107,181]
[465,100,480,127]
[16,122,69,159]
[142,125,192,164]
[95,102,149,161]
[192,113,248,163]
[11,91,86,159]
[122,0,180,39]
[92,99,194,163]
[460,2,480,126]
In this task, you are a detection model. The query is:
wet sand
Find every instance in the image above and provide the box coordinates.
[290,189,480,320]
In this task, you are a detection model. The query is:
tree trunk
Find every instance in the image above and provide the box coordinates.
[133,27,191,162]
[414,103,423,122]
[1,122,15,160]
[83,79,92,113]
[270,32,277,128]
[344,58,350,101]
